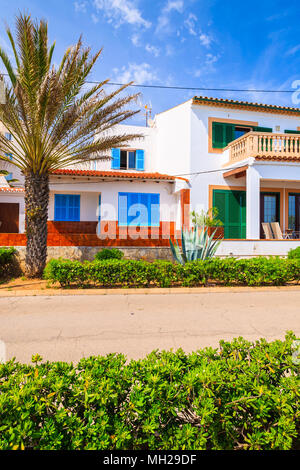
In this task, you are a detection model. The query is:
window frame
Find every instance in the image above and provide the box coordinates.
[118,192,160,227]
[54,194,81,222]
[120,150,137,170]
[208,117,258,154]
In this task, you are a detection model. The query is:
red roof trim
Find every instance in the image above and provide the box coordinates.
[51,169,189,182]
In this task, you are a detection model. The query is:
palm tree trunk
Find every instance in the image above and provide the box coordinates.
[24,172,49,278]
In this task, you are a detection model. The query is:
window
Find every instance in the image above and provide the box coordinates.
[112,149,144,170]
[5,173,13,181]
[5,153,13,161]
[5,133,12,141]
[284,129,300,134]
[118,192,160,227]
[120,150,136,169]
[211,122,272,149]
[234,126,251,140]
[54,194,80,221]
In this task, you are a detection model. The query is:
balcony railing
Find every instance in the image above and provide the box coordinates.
[226,132,300,163]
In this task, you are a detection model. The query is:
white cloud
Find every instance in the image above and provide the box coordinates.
[184,13,197,36]
[286,44,300,56]
[165,44,174,56]
[205,53,218,65]
[93,0,151,28]
[145,44,160,57]
[194,53,219,77]
[113,62,158,84]
[199,32,211,47]
[164,0,183,13]
[74,1,87,13]
[156,0,184,33]
[131,33,140,46]
[91,13,99,23]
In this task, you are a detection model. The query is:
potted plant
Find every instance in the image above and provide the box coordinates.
[190,208,224,238]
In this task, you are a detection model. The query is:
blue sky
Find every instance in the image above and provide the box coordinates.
[1,0,300,125]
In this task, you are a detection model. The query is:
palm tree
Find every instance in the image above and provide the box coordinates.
[0,14,140,277]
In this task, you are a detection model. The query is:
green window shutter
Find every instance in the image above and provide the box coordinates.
[212,122,235,149]
[213,190,226,230]
[284,129,300,134]
[252,126,272,132]
[213,189,246,239]
[212,122,225,148]
[224,124,235,146]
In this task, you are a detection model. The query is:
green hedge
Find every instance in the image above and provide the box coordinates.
[288,246,300,260]
[0,247,17,278]
[94,248,124,261]
[44,257,300,288]
[0,333,299,450]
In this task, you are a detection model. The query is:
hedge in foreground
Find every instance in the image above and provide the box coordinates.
[44,257,300,288]
[0,333,299,450]
[0,247,17,278]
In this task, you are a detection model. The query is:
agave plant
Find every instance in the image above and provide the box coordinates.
[169,226,222,264]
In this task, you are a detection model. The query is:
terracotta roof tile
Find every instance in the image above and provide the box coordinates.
[255,155,300,162]
[0,187,24,193]
[52,169,189,182]
[193,96,300,115]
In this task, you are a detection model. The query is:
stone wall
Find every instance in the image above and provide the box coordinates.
[14,245,173,270]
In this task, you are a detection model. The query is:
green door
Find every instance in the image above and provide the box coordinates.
[213,189,246,239]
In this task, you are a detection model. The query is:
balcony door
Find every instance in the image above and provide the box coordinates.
[260,192,280,238]
[288,194,300,234]
[213,189,246,239]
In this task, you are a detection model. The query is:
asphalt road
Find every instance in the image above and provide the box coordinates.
[0,290,299,363]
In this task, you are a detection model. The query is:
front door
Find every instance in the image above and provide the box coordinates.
[213,189,246,239]
[260,193,280,238]
[0,203,19,233]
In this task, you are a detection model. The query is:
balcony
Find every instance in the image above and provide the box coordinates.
[226,132,300,164]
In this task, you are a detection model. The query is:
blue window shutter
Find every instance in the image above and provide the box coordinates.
[54,194,80,221]
[118,193,128,226]
[127,193,140,226]
[138,193,149,226]
[128,151,136,169]
[5,173,12,181]
[118,192,160,227]
[150,194,160,227]
[136,150,144,171]
[111,148,121,169]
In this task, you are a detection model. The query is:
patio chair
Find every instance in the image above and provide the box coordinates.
[262,222,273,239]
[270,222,283,240]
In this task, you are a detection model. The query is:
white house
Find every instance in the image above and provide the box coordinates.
[2,96,300,258]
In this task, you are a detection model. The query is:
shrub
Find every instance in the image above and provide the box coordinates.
[94,248,124,261]
[0,247,18,278]
[0,333,298,450]
[44,257,300,288]
[288,246,300,260]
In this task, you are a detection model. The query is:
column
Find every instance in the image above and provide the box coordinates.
[246,166,260,239]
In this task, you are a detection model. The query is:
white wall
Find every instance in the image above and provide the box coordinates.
[216,239,300,258]
[153,100,191,177]
[91,124,156,172]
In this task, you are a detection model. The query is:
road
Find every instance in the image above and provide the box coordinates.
[0,289,299,363]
